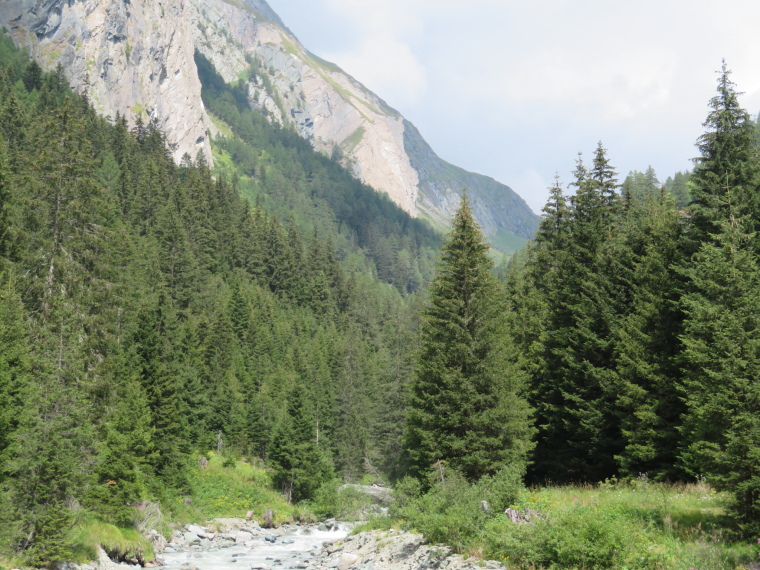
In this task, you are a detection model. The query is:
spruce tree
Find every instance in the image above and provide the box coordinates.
[0,272,30,473]
[611,191,686,479]
[527,151,622,482]
[689,61,760,249]
[680,195,760,533]
[405,193,533,482]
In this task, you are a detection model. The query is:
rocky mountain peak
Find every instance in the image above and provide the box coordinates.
[0,0,538,247]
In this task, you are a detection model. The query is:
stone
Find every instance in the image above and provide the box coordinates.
[235,531,254,543]
[186,524,206,536]
[336,553,360,570]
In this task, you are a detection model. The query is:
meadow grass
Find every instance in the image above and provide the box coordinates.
[368,476,760,569]
[168,453,296,526]
[483,479,756,569]
[67,520,154,565]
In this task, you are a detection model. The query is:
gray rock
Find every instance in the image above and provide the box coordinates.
[336,553,360,570]
[186,524,206,536]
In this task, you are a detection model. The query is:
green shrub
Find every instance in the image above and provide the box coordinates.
[389,476,423,517]
[477,465,525,513]
[484,501,650,569]
[398,471,489,553]
[306,480,373,520]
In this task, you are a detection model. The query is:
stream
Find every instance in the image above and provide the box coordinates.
[160,524,350,570]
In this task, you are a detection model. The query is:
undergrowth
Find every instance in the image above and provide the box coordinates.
[168,453,296,525]
[68,520,153,565]
[361,472,760,569]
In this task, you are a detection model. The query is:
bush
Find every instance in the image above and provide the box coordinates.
[389,476,423,517]
[477,465,525,513]
[397,470,490,553]
[483,501,650,569]
[306,480,372,521]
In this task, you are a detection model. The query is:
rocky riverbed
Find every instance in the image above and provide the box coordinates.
[69,519,505,570]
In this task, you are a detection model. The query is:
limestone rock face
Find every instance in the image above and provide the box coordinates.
[1,0,214,164]
[0,0,539,243]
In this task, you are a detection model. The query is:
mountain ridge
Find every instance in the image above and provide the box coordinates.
[0,0,539,247]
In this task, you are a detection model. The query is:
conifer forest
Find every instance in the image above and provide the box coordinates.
[1,29,760,568]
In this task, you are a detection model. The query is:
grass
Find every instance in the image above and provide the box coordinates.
[484,480,755,569]
[208,112,234,139]
[363,476,760,569]
[341,126,365,154]
[486,227,529,256]
[168,453,296,526]
[68,520,154,565]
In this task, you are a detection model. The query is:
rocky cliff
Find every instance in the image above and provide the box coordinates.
[0,0,538,244]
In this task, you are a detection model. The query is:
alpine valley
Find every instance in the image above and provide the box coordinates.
[4,1,760,569]
[0,0,538,247]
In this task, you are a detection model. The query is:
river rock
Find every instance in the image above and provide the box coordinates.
[187,524,206,536]
[309,529,505,570]
[235,531,254,543]
[336,553,360,570]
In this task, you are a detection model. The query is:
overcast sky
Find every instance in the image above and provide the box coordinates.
[267,0,760,214]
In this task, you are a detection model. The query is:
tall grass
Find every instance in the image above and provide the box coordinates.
[168,453,296,525]
[68,521,154,565]
[379,474,760,569]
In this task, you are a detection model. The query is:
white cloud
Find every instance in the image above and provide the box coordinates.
[323,36,428,107]
[269,0,760,213]
[513,168,550,214]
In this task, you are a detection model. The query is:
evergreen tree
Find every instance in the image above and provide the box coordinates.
[405,193,534,482]
[689,61,760,249]
[680,194,760,533]
[611,191,686,479]
[269,386,334,502]
[0,273,30,473]
[527,151,622,482]
[90,373,155,527]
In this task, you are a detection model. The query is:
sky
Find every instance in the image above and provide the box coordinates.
[267,0,760,214]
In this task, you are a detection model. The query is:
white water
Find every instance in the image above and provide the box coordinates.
[161,526,349,570]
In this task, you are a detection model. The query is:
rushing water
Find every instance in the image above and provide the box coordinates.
[160,525,350,570]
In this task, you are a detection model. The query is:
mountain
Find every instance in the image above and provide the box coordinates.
[0,0,539,246]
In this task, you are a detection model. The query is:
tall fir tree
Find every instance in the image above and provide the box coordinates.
[679,194,760,534]
[527,150,622,483]
[689,61,760,250]
[611,190,686,479]
[405,193,534,482]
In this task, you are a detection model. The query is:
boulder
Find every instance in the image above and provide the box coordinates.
[235,531,253,543]
[186,524,206,536]
[337,553,360,570]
